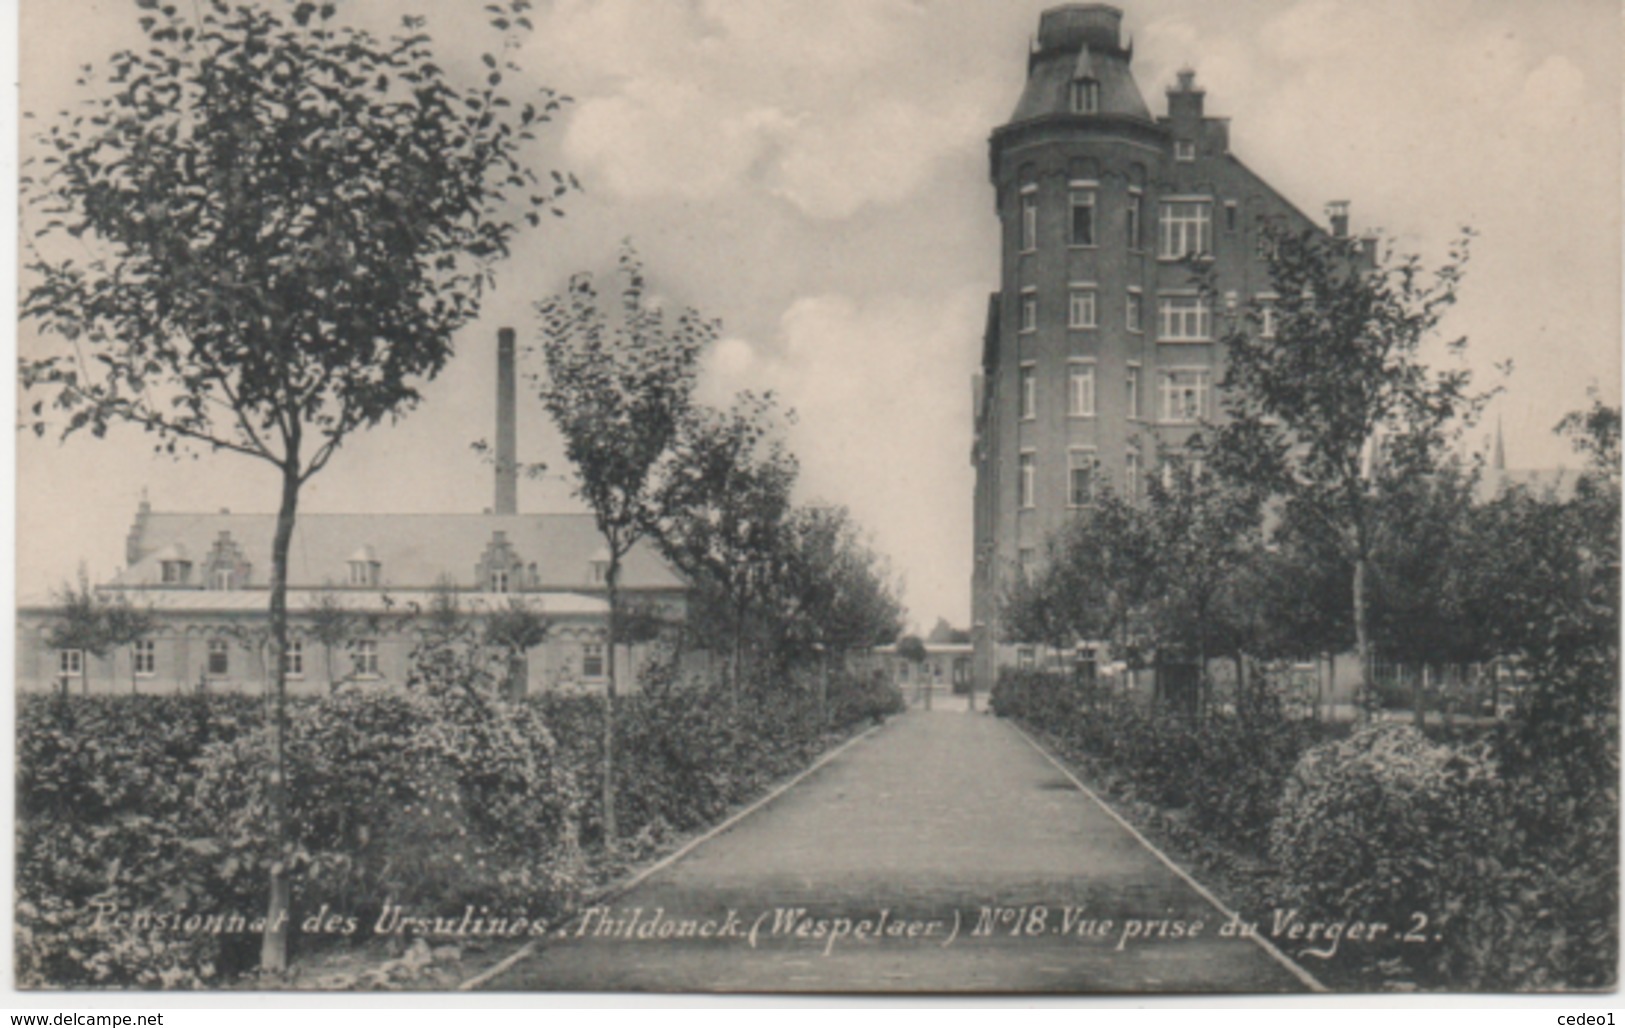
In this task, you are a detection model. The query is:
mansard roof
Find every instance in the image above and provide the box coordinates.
[114,512,685,592]
[1008,46,1152,124]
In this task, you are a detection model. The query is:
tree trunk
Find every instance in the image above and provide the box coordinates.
[260,460,300,975]
[1353,555,1372,722]
[730,594,745,725]
[817,648,828,728]
[602,559,621,849]
[1234,651,1247,717]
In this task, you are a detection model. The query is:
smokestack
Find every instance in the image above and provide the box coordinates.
[495,327,518,515]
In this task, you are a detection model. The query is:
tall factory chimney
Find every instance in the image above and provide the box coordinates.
[495,327,519,515]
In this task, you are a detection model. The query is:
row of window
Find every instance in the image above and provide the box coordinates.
[159,560,607,594]
[1018,365,1208,423]
[1015,448,1211,516]
[1016,449,1144,511]
[57,639,609,681]
[1019,189,1233,259]
[1018,288,1276,341]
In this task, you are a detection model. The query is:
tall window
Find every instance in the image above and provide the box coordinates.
[582,642,605,679]
[1126,365,1141,419]
[1258,295,1278,339]
[1068,287,1097,329]
[1018,452,1036,509]
[1067,363,1096,417]
[1225,200,1238,231]
[1125,450,1142,501]
[1068,450,1099,508]
[1069,188,1095,247]
[1126,288,1142,332]
[1018,548,1036,579]
[1069,79,1099,113]
[1020,187,1038,252]
[352,639,379,678]
[1159,200,1212,258]
[1158,295,1211,341]
[133,639,155,677]
[1126,189,1142,249]
[285,639,304,679]
[207,639,229,677]
[1160,369,1212,423]
[59,649,83,677]
[1018,364,1037,419]
[1019,289,1037,333]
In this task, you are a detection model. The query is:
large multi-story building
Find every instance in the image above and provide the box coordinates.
[970,4,1344,690]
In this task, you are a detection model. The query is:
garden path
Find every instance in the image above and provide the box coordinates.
[480,709,1318,994]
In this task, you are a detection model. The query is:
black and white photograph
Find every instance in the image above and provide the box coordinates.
[7,0,1621,1002]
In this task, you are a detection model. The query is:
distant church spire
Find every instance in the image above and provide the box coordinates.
[1492,416,1506,471]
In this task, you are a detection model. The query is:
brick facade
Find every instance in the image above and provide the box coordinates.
[972,5,1326,691]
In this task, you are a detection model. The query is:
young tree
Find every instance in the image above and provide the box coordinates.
[306,588,358,693]
[769,505,905,723]
[896,634,929,707]
[533,245,713,847]
[1143,443,1267,714]
[1000,489,1159,676]
[656,392,798,716]
[46,570,154,695]
[18,0,565,972]
[1213,227,1493,706]
[482,597,549,699]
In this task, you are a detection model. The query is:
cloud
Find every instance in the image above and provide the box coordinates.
[702,289,986,624]
[564,79,793,201]
[541,0,995,220]
[769,100,985,220]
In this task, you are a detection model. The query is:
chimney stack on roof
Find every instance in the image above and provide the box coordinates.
[1167,66,1205,121]
[1327,200,1351,239]
[495,327,519,516]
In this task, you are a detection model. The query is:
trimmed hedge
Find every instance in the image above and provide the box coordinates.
[990,669,1329,855]
[16,658,902,988]
[993,668,1617,990]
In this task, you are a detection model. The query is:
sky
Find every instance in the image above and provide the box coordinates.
[11,0,1622,629]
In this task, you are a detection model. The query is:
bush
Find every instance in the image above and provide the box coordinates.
[993,669,1324,855]
[198,678,585,942]
[16,693,262,987]
[1269,723,1507,986]
[17,644,898,988]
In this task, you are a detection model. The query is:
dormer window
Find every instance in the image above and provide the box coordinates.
[347,545,380,587]
[210,568,235,591]
[1069,78,1100,114]
[1175,139,1197,162]
[153,542,193,586]
[590,549,610,585]
[491,569,510,594]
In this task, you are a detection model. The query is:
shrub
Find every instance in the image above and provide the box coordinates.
[17,647,895,987]
[16,693,263,987]
[1269,723,1508,986]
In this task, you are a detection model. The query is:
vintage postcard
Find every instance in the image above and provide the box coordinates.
[9,0,1620,1002]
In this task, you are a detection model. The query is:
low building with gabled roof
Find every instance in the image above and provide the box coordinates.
[17,329,689,696]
